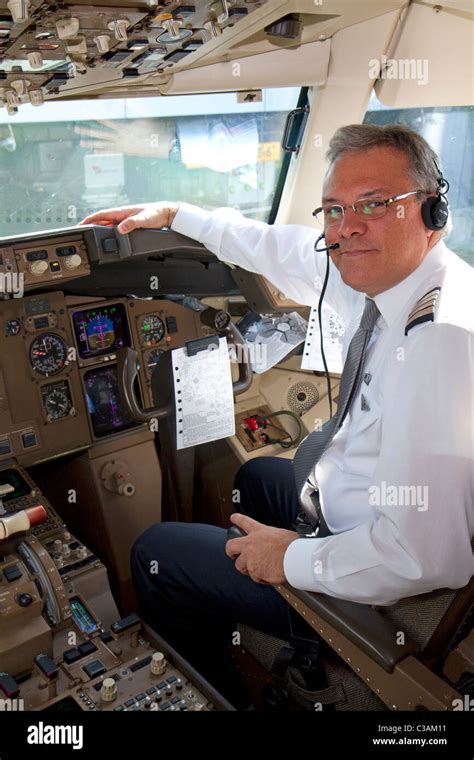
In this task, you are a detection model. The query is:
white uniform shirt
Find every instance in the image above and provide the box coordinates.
[172,203,474,605]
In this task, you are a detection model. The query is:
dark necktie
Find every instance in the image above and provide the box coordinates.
[292,297,380,533]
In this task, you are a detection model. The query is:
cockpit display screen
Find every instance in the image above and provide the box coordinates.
[72,304,130,360]
[84,365,138,438]
[0,469,31,503]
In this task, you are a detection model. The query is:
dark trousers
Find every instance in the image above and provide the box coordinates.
[131,457,318,705]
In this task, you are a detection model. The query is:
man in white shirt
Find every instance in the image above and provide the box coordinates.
[81,125,473,706]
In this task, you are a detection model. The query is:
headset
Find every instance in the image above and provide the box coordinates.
[420,167,450,231]
[313,162,449,415]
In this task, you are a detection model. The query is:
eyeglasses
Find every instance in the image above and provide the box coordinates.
[312,190,426,227]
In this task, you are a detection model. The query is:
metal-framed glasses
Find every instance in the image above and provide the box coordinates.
[312,190,426,227]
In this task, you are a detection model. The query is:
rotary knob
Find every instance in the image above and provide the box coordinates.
[56,17,80,39]
[7,0,30,23]
[100,677,117,702]
[94,34,111,54]
[16,592,33,607]
[29,88,44,107]
[4,89,20,107]
[150,651,166,675]
[75,546,88,559]
[29,260,48,276]
[117,482,135,497]
[63,254,82,271]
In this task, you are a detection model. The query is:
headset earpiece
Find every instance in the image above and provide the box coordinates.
[421,168,450,231]
[421,194,449,230]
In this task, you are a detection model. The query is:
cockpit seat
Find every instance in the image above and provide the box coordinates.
[237,575,474,711]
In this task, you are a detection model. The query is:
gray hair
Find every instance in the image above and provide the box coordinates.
[326,124,451,234]
[327,124,442,193]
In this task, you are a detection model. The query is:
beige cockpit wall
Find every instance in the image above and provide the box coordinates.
[279,0,473,226]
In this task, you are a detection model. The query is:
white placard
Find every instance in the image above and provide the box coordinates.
[301,306,346,374]
[172,336,236,450]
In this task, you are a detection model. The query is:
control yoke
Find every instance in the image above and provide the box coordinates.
[117,306,252,424]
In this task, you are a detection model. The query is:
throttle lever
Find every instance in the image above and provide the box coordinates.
[226,525,247,541]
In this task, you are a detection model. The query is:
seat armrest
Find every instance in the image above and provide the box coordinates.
[282,584,419,672]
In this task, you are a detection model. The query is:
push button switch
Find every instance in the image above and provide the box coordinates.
[21,431,37,449]
[102,238,118,254]
[3,564,22,583]
[83,660,106,679]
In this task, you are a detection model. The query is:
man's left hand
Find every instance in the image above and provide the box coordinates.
[225,513,298,585]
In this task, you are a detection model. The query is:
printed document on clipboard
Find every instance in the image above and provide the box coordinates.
[301,305,346,374]
[172,335,236,450]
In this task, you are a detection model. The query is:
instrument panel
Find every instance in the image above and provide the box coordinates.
[0,290,204,466]
[0,464,226,711]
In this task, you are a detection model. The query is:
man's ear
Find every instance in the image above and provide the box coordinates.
[426,229,443,249]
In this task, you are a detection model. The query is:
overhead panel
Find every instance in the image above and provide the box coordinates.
[0,0,406,108]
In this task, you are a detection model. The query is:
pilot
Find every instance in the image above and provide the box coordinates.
[81,124,473,707]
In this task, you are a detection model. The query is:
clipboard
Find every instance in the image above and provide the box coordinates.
[171,335,236,450]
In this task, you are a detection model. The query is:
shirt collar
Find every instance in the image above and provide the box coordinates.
[372,239,448,328]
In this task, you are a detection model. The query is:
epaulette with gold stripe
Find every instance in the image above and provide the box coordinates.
[405,286,441,336]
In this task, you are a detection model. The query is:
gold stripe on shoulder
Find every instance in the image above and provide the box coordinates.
[405,286,441,336]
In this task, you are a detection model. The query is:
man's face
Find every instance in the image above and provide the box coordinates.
[322,146,439,296]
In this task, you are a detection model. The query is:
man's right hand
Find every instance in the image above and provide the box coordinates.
[79,202,180,235]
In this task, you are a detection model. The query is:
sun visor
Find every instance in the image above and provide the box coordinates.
[160,38,330,95]
[375,2,473,108]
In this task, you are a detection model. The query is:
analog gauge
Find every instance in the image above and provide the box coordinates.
[146,348,165,375]
[41,382,73,421]
[140,315,165,348]
[30,333,68,376]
